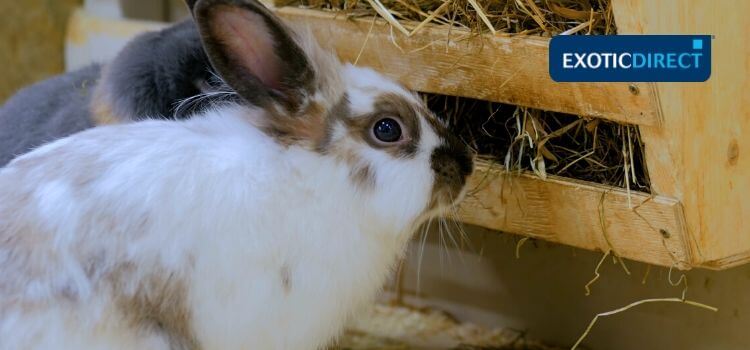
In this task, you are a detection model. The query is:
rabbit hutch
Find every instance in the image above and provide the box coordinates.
[10,0,748,348]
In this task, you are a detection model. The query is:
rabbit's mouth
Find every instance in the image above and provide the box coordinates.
[425,186,468,216]
[426,137,475,214]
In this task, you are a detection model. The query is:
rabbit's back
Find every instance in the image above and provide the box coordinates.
[0,65,100,167]
[0,114,246,350]
[0,108,374,350]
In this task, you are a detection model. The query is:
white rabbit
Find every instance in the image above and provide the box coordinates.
[0,0,473,349]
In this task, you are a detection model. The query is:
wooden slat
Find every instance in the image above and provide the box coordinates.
[275,6,661,126]
[613,0,750,270]
[0,0,79,101]
[458,162,691,269]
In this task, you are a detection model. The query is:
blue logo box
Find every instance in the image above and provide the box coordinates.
[549,35,711,82]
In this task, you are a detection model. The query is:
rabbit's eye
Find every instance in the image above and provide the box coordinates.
[372,118,402,143]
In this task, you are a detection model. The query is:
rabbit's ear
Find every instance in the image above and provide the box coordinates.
[192,0,314,112]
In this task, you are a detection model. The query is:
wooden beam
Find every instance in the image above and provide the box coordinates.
[458,162,691,269]
[275,7,661,126]
[613,0,750,269]
[0,0,80,101]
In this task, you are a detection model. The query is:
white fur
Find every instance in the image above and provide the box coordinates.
[0,101,441,349]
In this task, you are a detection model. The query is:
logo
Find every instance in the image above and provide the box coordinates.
[549,35,711,82]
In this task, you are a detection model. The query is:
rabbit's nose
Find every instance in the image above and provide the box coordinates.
[430,138,474,202]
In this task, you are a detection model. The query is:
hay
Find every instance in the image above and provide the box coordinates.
[333,303,563,349]
[279,0,617,36]
[570,297,717,350]
[426,94,651,191]
[583,251,608,296]
[572,255,716,349]
[515,236,531,259]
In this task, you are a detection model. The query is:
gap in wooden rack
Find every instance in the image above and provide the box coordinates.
[422,92,651,192]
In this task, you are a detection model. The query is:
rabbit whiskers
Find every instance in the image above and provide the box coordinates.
[413,193,472,298]
[172,77,238,118]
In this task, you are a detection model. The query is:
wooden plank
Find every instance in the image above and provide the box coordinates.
[458,162,691,269]
[275,6,661,126]
[0,0,80,102]
[613,0,750,269]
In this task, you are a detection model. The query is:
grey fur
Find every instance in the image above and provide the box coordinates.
[0,19,223,167]
[0,65,100,167]
[100,19,223,121]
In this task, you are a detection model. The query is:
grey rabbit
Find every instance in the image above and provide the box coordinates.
[0,13,222,167]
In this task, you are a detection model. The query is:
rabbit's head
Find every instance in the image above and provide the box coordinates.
[192,0,474,230]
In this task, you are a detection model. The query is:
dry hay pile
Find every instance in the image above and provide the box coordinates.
[332,303,562,349]
[279,0,616,36]
[427,94,650,192]
[279,0,649,191]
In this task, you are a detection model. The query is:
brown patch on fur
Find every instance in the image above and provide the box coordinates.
[349,164,376,189]
[9,147,104,190]
[327,143,378,190]
[261,101,330,147]
[0,160,107,304]
[112,266,199,350]
[90,97,121,126]
[344,93,422,159]
[0,190,49,297]
[89,70,126,126]
[314,94,350,154]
